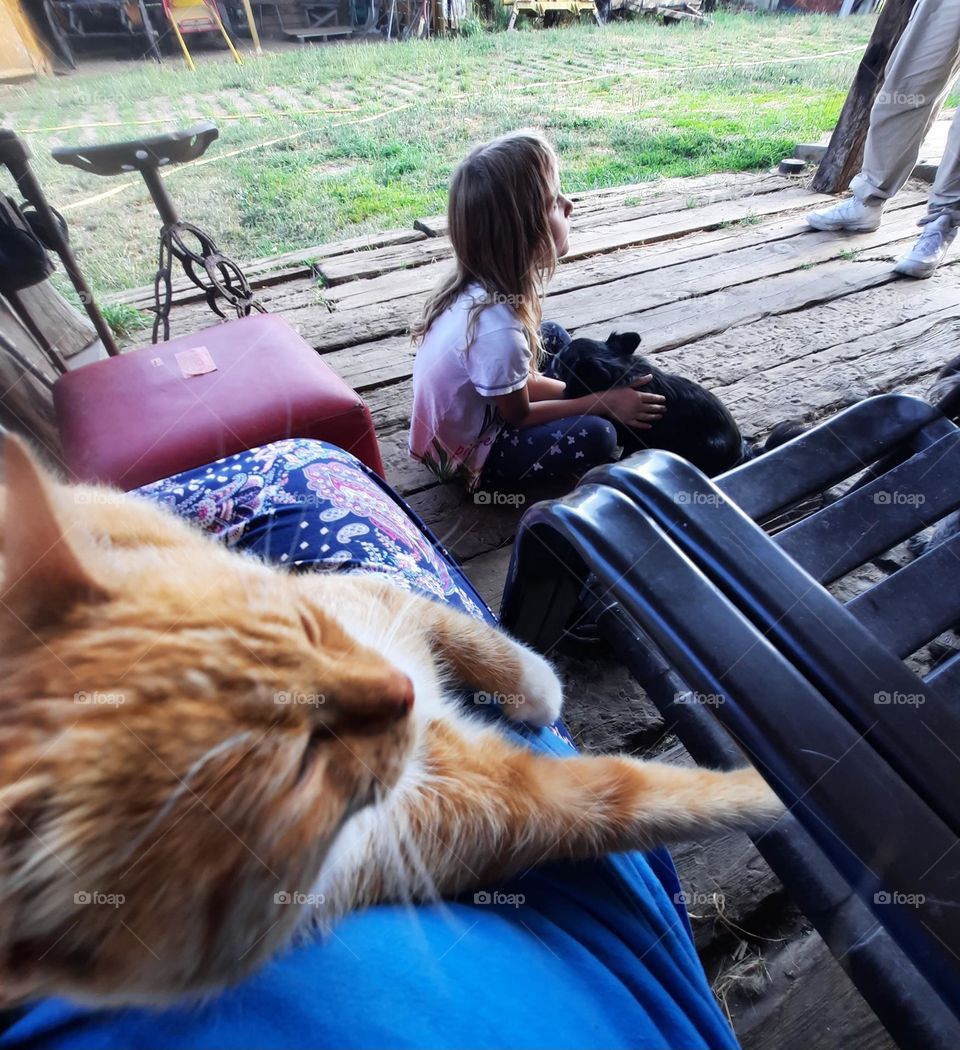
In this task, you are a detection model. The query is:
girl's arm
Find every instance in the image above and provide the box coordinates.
[527,372,567,402]
[495,378,666,430]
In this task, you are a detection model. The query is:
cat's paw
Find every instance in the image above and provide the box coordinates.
[504,647,564,726]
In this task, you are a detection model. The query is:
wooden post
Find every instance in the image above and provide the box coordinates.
[812,0,919,194]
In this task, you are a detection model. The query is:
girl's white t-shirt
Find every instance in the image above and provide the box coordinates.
[410,285,531,490]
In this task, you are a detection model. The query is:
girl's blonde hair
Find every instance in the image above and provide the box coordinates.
[411,129,561,366]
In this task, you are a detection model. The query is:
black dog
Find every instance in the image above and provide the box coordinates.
[543,331,798,476]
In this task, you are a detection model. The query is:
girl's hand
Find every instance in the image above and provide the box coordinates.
[598,377,667,429]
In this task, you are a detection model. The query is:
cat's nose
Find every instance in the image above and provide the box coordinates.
[381,670,415,718]
[331,670,414,734]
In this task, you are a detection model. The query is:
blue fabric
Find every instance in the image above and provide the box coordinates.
[0,441,737,1050]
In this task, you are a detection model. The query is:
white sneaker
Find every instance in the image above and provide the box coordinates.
[807,196,885,233]
[894,214,958,279]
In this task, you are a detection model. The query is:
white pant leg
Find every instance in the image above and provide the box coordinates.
[929,106,960,224]
[851,0,960,204]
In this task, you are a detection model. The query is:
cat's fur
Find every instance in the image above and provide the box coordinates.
[0,436,782,1007]
[543,332,802,476]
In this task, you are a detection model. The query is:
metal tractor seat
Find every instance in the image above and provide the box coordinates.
[52,121,262,342]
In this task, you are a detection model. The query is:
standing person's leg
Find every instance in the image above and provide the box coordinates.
[895,105,960,277]
[854,0,960,203]
[928,104,960,222]
[809,0,960,232]
[478,415,617,489]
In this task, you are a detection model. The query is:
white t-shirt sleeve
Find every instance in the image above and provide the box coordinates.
[463,306,532,398]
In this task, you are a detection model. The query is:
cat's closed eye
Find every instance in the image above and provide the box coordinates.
[299,611,320,645]
[295,725,335,785]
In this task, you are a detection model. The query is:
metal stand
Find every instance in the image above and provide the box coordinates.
[52,121,263,343]
[0,128,119,359]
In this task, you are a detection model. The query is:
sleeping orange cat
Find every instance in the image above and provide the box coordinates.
[0,435,782,1007]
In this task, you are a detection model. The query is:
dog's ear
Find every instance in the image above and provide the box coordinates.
[607,331,642,358]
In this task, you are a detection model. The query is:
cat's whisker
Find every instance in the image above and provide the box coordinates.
[115,731,257,870]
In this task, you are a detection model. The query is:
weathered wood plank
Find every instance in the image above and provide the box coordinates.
[415,171,798,237]
[729,930,896,1050]
[459,544,514,612]
[319,238,454,286]
[673,832,783,953]
[325,183,832,287]
[325,205,921,387]
[105,227,429,310]
[340,189,928,318]
[664,270,960,393]
[568,186,835,260]
[0,297,64,462]
[171,203,925,359]
[323,335,415,393]
[548,204,927,336]
[165,183,906,346]
[12,280,97,361]
[719,304,960,436]
[573,247,922,353]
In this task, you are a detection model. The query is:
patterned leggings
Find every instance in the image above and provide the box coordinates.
[479,322,618,488]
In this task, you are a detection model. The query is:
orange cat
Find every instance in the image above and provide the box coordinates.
[0,435,782,1007]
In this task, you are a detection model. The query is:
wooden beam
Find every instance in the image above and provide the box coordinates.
[812,0,919,194]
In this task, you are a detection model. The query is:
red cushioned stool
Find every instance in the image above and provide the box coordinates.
[54,314,385,490]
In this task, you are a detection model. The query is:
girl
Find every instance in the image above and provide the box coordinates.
[409,130,665,492]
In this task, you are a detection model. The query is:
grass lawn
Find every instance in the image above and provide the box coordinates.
[0,11,912,304]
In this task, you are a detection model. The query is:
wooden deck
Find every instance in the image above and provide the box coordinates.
[117,167,960,1049]
[128,167,959,604]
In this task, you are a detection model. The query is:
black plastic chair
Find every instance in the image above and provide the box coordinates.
[499,393,960,1050]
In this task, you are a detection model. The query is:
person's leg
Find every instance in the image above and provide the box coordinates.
[894,100,960,277]
[928,105,960,221]
[854,0,960,203]
[479,415,617,488]
[810,0,960,232]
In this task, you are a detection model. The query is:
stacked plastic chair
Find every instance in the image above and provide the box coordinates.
[501,393,960,1050]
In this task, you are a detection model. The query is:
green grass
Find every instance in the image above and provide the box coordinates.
[99,302,151,337]
[0,11,901,298]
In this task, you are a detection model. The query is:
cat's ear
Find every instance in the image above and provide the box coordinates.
[1,435,108,626]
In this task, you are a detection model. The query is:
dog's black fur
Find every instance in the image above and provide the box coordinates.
[543,331,799,476]
[929,352,960,422]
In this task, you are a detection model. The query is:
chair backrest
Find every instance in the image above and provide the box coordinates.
[500,393,960,1041]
